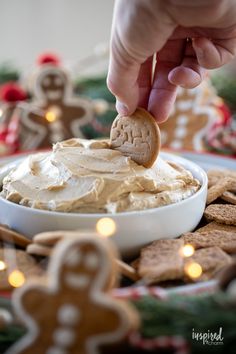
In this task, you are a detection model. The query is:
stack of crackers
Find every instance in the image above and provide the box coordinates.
[0,225,45,291]
[131,168,236,285]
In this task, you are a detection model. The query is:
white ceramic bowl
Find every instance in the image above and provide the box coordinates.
[0,152,207,257]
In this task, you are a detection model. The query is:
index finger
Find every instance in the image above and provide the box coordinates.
[107,0,175,116]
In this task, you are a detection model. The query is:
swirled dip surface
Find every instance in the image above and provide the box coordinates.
[1,139,200,213]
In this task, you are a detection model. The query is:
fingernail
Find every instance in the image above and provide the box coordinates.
[116,100,129,116]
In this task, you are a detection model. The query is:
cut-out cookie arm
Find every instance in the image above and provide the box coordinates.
[19,286,49,316]
[86,297,135,353]
[6,285,51,354]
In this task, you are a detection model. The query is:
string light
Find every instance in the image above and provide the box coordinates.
[93,99,109,115]
[8,270,25,288]
[0,309,13,327]
[180,244,195,258]
[0,108,3,117]
[184,262,202,279]
[0,261,6,271]
[45,110,57,123]
[96,218,116,237]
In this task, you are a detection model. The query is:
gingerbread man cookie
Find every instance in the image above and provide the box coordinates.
[19,65,94,150]
[7,235,138,354]
[160,81,221,151]
[110,108,161,168]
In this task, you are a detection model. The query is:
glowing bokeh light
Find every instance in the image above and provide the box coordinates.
[45,111,57,123]
[96,218,116,237]
[8,270,25,288]
[0,261,6,271]
[180,244,195,257]
[184,262,202,279]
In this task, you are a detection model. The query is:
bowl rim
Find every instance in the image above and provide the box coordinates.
[0,152,208,218]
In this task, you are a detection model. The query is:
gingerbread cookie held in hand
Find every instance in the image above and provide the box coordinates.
[20,65,94,150]
[110,108,161,168]
[7,235,138,354]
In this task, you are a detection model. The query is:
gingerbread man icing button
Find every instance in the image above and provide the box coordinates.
[110,108,161,168]
[6,235,139,354]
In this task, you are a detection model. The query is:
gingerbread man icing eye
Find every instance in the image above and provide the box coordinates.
[84,252,99,270]
[42,77,51,87]
[65,248,99,272]
[60,243,103,291]
[65,249,82,267]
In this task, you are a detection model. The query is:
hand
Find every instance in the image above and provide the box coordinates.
[107,0,236,122]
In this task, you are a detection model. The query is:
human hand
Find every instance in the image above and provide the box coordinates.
[107,0,236,122]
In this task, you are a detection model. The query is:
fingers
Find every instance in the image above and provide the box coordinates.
[107,0,236,121]
[148,81,178,123]
[148,39,186,122]
[168,66,204,88]
[192,37,236,69]
[107,0,175,116]
[137,57,153,108]
[114,56,153,114]
[107,40,140,116]
[168,41,207,87]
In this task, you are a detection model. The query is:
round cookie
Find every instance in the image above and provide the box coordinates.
[33,231,96,247]
[204,204,236,226]
[110,108,161,168]
[26,244,52,257]
[0,225,31,248]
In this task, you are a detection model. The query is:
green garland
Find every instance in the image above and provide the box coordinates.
[75,76,117,139]
[0,325,25,353]
[75,76,115,104]
[1,292,236,353]
[132,292,236,353]
[211,73,236,113]
[0,63,20,84]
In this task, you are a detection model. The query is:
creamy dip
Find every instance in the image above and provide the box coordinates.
[1,138,200,213]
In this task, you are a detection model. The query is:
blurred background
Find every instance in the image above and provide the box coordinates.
[0,0,114,71]
[0,0,235,157]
